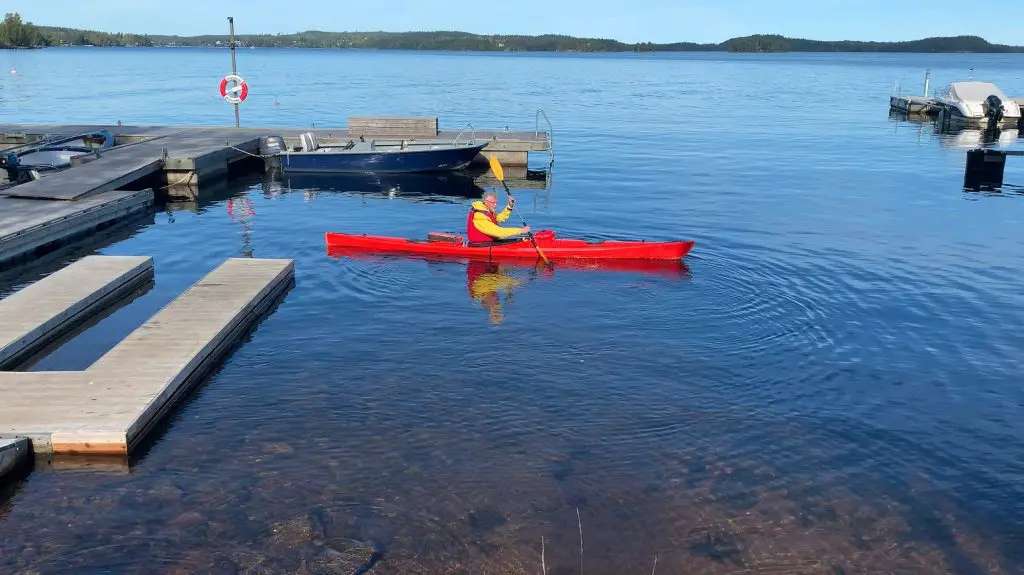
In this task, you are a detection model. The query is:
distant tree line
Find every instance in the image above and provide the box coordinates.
[0,12,151,48]
[0,13,43,47]
[717,34,1024,53]
[2,12,1022,53]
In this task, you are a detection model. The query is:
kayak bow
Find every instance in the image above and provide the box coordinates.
[323,230,694,261]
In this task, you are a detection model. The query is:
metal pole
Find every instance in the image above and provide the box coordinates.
[923,69,930,97]
[228,16,239,128]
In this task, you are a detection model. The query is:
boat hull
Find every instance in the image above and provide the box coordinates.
[281,142,488,174]
[324,231,695,261]
[326,244,692,278]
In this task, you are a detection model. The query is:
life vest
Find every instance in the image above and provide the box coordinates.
[466,206,499,243]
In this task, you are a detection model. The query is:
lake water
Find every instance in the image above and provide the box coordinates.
[1,47,1024,574]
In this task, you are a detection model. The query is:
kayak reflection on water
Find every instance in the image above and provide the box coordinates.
[324,245,691,325]
[465,260,527,325]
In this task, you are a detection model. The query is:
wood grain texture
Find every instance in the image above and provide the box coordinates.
[0,190,154,270]
[0,255,153,368]
[0,257,295,456]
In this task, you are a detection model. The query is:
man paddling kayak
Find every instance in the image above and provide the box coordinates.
[466,191,530,245]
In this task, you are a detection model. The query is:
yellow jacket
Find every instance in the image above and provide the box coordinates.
[469,200,525,239]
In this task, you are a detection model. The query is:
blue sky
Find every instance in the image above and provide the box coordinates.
[5,0,1019,45]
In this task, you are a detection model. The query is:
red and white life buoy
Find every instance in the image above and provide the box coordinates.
[219,74,248,104]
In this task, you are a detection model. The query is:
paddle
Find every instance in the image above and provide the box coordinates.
[488,155,551,267]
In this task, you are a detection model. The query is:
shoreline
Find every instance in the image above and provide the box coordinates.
[6,45,1024,55]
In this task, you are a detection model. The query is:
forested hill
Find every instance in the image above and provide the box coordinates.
[2,12,1022,53]
[717,34,1024,53]
[135,31,1024,53]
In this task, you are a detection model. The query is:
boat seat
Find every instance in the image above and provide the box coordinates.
[299,132,320,152]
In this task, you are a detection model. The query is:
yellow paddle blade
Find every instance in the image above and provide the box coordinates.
[488,155,505,181]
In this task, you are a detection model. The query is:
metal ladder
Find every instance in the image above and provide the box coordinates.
[535,109,554,167]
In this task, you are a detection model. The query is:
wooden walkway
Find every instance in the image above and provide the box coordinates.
[0,255,154,369]
[0,122,551,151]
[0,121,551,177]
[0,190,154,270]
[0,257,294,455]
[0,128,262,201]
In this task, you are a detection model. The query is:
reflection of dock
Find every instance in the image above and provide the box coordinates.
[33,453,133,474]
[275,163,552,201]
[279,169,487,199]
[475,164,551,190]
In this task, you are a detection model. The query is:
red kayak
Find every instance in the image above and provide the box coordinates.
[323,230,695,261]
[326,244,692,278]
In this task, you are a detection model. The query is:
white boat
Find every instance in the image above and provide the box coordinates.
[933,81,1021,127]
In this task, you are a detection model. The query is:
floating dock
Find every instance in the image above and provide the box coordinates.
[0,189,154,272]
[0,255,154,369]
[0,437,28,483]
[889,95,938,115]
[0,255,295,456]
[0,115,551,188]
[0,116,551,273]
[888,70,1024,128]
[889,69,939,116]
[963,149,1024,190]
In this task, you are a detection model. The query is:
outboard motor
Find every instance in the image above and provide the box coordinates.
[0,151,18,183]
[258,135,285,169]
[259,135,286,156]
[983,94,1005,125]
[981,94,1004,142]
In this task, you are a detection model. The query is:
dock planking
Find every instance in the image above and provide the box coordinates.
[0,128,262,201]
[0,255,154,369]
[0,257,295,455]
[0,152,163,201]
[0,189,154,270]
[0,119,551,164]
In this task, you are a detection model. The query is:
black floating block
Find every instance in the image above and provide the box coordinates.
[963,148,1006,191]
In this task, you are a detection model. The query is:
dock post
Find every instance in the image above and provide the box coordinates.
[963,149,1006,190]
[228,16,240,128]
[923,69,930,97]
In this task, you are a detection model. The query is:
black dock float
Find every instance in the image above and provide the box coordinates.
[963,149,1024,191]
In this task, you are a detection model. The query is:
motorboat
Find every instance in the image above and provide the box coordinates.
[0,129,114,185]
[933,81,1021,127]
[260,132,488,174]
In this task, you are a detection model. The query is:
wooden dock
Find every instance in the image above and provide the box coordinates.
[889,95,938,115]
[0,116,550,272]
[0,437,28,483]
[0,115,552,182]
[0,126,264,200]
[0,256,295,455]
[0,189,154,271]
[0,255,154,369]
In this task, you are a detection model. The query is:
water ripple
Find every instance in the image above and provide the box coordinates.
[1,49,1024,573]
